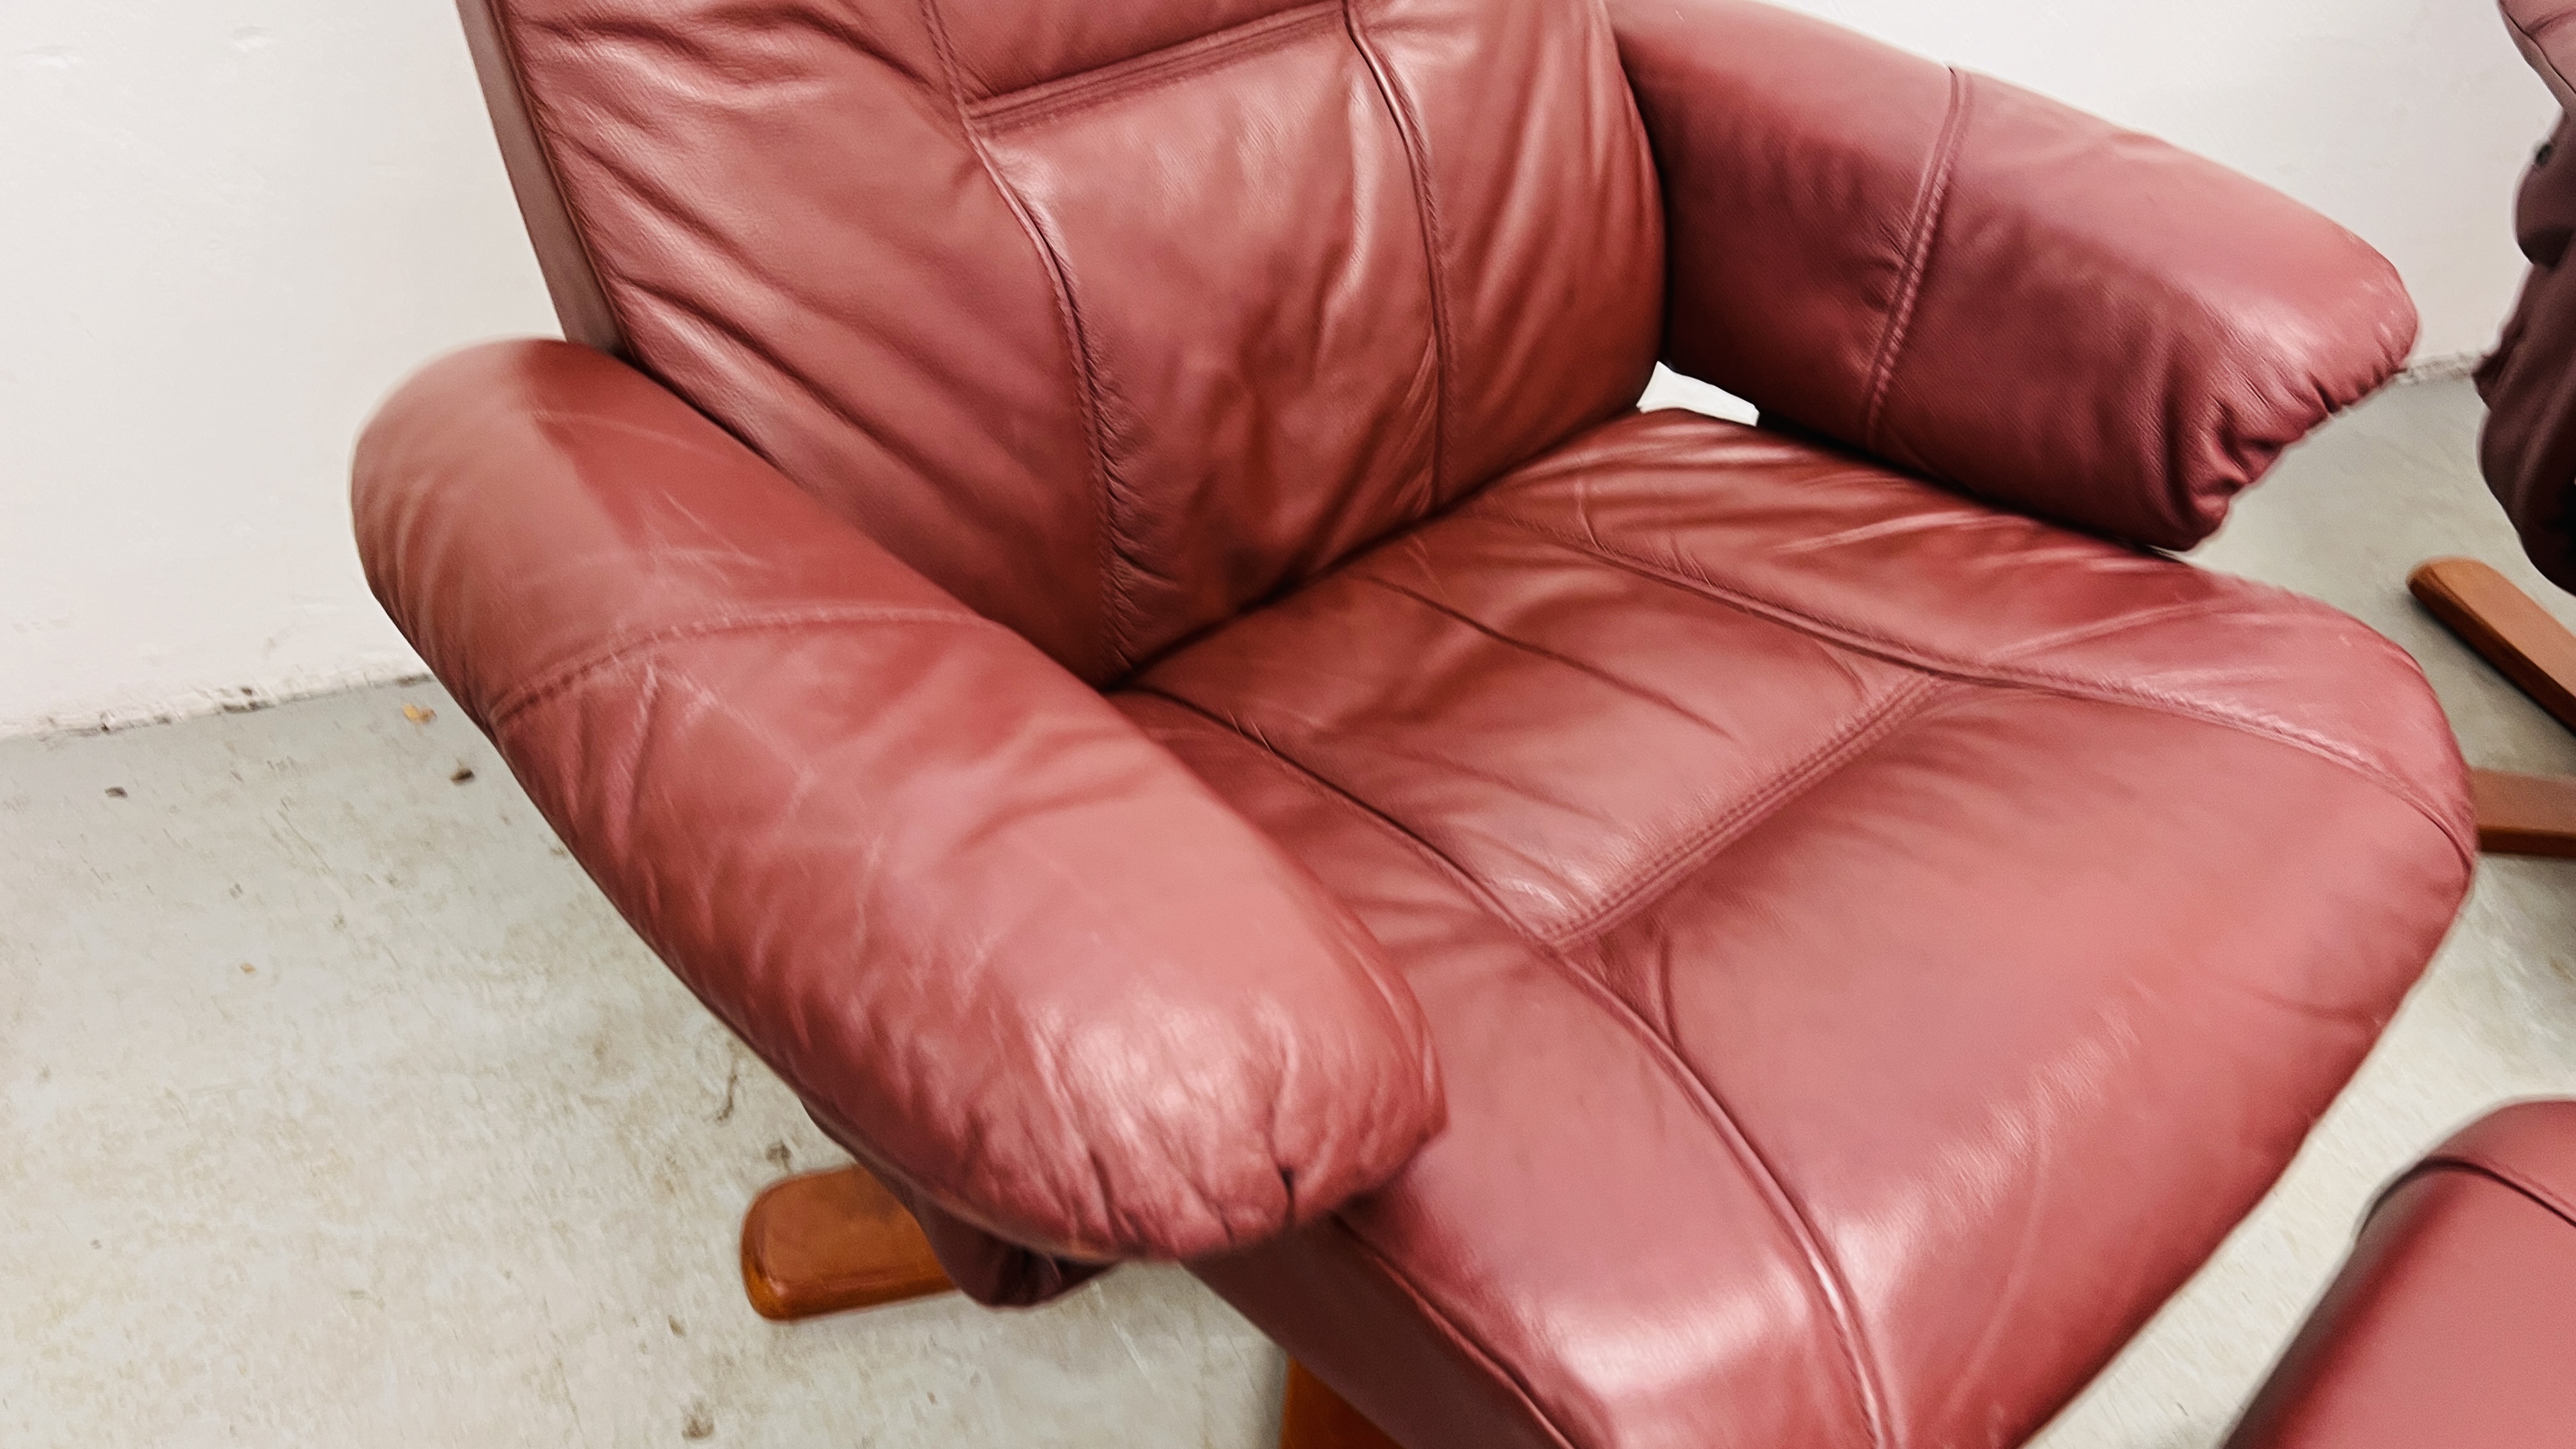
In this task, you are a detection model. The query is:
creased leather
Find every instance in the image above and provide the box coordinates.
[472,0,1658,676]
[351,341,1443,1269]
[371,0,2478,1439]
[1612,0,2418,551]
[1140,410,2470,1449]
[2221,1101,2576,1448]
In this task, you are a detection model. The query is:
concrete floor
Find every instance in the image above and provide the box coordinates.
[5,377,2575,1448]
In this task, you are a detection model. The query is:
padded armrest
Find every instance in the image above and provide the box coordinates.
[353,341,1443,1264]
[1609,0,2418,549]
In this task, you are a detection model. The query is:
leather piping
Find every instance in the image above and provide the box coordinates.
[1567,676,1944,947]
[2507,4,2576,116]
[917,0,1146,673]
[1324,1219,1583,1449]
[2374,1154,2576,1234]
[1344,1,1456,516]
[1135,685,1899,1449]
[966,3,1342,132]
[452,0,625,354]
[1478,508,2478,870]
[1860,67,1972,452]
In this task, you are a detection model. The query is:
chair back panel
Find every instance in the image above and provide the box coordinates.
[466,0,1663,676]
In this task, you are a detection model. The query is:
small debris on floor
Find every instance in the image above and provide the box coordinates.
[103,786,126,799]
[402,703,435,724]
[765,1141,793,1171]
[680,1402,716,1440]
[450,766,475,785]
[238,963,256,976]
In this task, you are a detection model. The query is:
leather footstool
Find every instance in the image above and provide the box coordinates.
[2225,1100,2576,1446]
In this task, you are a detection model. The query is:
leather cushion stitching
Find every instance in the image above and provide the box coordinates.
[918,0,1145,671]
[1480,509,2476,866]
[482,607,1000,727]
[1344,564,1953,942]
[1130,687,1894,1449]
[1860,67,1972,452]
[1550,677,1947,947]
[1343,2,1454,513]
[1322,1222,1583,1449]
[2400,1156,2576,1233]
[1349,574,1729,733]
[968,2,1342,132]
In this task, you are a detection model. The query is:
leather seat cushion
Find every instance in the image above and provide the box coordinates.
[1117,410,2473,1449]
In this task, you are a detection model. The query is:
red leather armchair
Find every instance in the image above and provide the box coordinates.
[358,1,2474,1445]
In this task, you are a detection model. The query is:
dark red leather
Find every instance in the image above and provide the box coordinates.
[2223,1101,2576,1449]
[1163,411,2468,1449]
[1615,0,2416,553]
[2506,0,2576,114]
[359,1,2474,1444]
[454,0,1660,680]
[2481,3,2576,590]
[353,341,1443,1266]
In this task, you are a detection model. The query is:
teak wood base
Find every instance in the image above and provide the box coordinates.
[739,1165,1397,1448]
[739,1166,953,1320]
[1281,1361,1405,1449]
[2412,557,2576,857]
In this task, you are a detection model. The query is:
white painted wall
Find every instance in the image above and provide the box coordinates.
[1784,0,2559,364]
[0,1,2560,735]
[1,3,554,736]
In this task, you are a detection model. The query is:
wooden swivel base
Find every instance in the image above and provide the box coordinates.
[2412,558,2576,857]
[740,1166,1400,1448]
[740,1165,951,1320]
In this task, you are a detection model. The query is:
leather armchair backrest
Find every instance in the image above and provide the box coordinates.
[2506,0,2576,116]
[459,0,1664,679]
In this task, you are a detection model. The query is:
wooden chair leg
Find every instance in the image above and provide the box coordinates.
[2410,558,2576,733]
[2409,560,2576,856]
[739,1165,955,1321]
[1281,1360,1404,1449]
[2470,767,2576,857]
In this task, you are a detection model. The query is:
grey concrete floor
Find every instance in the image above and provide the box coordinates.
[6,377,2575,1448]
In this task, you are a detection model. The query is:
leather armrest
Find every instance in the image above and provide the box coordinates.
[1609,0,2418,549]
[353,340,1443,1263]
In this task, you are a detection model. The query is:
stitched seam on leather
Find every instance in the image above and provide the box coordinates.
[1321,1221,1584,1449]
[1660,1057,1895,1449]
[1264,572,1946,943]
[2508,7,2576,105]
[482,4,638,357]
[2408,1155,2576,1232]
[1480,510,2476,866]
[1130,687,1894,1448]
[1860,68,1972,453]
[1351,574,1722,727]
[1549,677,1949,947]
[1344,1,1454,514]
[919,0,1144,673]
[484,607,997,726]
[1133,686,1512,912]
[967,3,1342,132]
